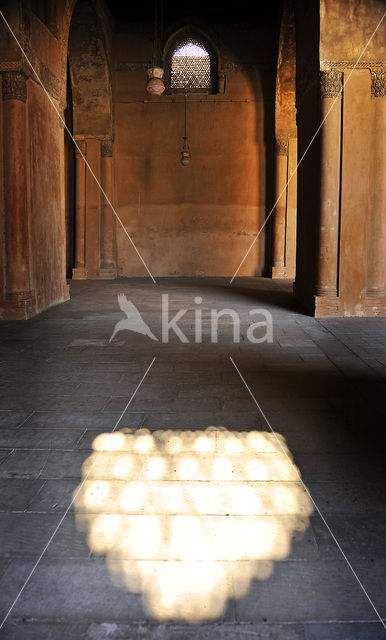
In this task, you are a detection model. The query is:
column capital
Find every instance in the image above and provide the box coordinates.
[101,139,113,157]
[371,70,385,97]
[275,137,288,156]
[319,70,342,98]
[75,140,86,157]
[2,71,27,102]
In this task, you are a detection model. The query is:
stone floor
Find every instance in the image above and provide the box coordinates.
[0,277,385,640]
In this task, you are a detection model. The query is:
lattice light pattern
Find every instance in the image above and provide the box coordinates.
[74,427,313,622]
[171,39,211,90]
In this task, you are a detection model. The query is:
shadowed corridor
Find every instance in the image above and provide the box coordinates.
[0,278,385,639]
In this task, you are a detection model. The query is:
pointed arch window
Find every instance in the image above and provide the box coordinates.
[165,31,219,94]
[171,38,211,91]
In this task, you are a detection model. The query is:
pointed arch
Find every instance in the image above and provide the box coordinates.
[66,0,116,280]
[271,1,297,280]
[163,26,220,93]
[67,0,113,139]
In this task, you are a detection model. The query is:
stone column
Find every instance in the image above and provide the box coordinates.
[100,139,117,278]
[286,137,298,279]
[271,137,288,278]
[2,71,35,318]
[314,70,342,313]
[72,140,87,279]
[366,70,385,303]
[84,138,101,278]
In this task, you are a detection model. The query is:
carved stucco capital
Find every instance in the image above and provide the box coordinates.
[275,138,288,156]
[2,71,27,102]
[371,70,385,97]
[101,139,113,157]
[319,70,342,98]
[74,140,86,157]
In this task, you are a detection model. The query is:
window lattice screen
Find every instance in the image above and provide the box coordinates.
[171,39,211,90]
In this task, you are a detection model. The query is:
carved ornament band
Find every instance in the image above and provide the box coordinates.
[319,70,342,98]
[2,71,27,102]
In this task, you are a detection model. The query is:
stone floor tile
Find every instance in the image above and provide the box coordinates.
[141,411,264,428]
[83,621,306,639]
[27,479,79,512]
[310,513,386,560]
[233,559,384,623]
[0,395,108,412]
[0,558,155,621]
[304,622,386,639]
[0,450,50,479]
[23,411,143,430]
[0,412,32,429]
[1,620,88,640]
[0,512,89,558]
[104,396,222,413]
[0,428,81,450]
[0,512,59,557]
[0,479,45,511]
[307,481,386,515]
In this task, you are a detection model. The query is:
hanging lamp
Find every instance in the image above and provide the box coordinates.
[147,0,165,95]
[180,93,191,166]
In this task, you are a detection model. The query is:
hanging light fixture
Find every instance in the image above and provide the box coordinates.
[147,0,165,95]
[180,93,191,166]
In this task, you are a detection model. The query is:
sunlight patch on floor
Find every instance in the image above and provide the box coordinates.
[74,428,313,623]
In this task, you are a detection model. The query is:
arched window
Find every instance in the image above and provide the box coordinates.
[171,38,211,91]
[166,31,218,93]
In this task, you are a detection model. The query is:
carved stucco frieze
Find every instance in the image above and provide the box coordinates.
[116,61,271,74]
[34,61,61,103]
[115,62,148,72]
[320,60,384,71]
[0,61,20,72]
[224,63,260,72]
[2,71,27,102]
[321,61,385,98]
[319,70,343,98]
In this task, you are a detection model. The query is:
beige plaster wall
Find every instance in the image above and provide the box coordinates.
[112,24,274,277]
[320,0,386,64]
